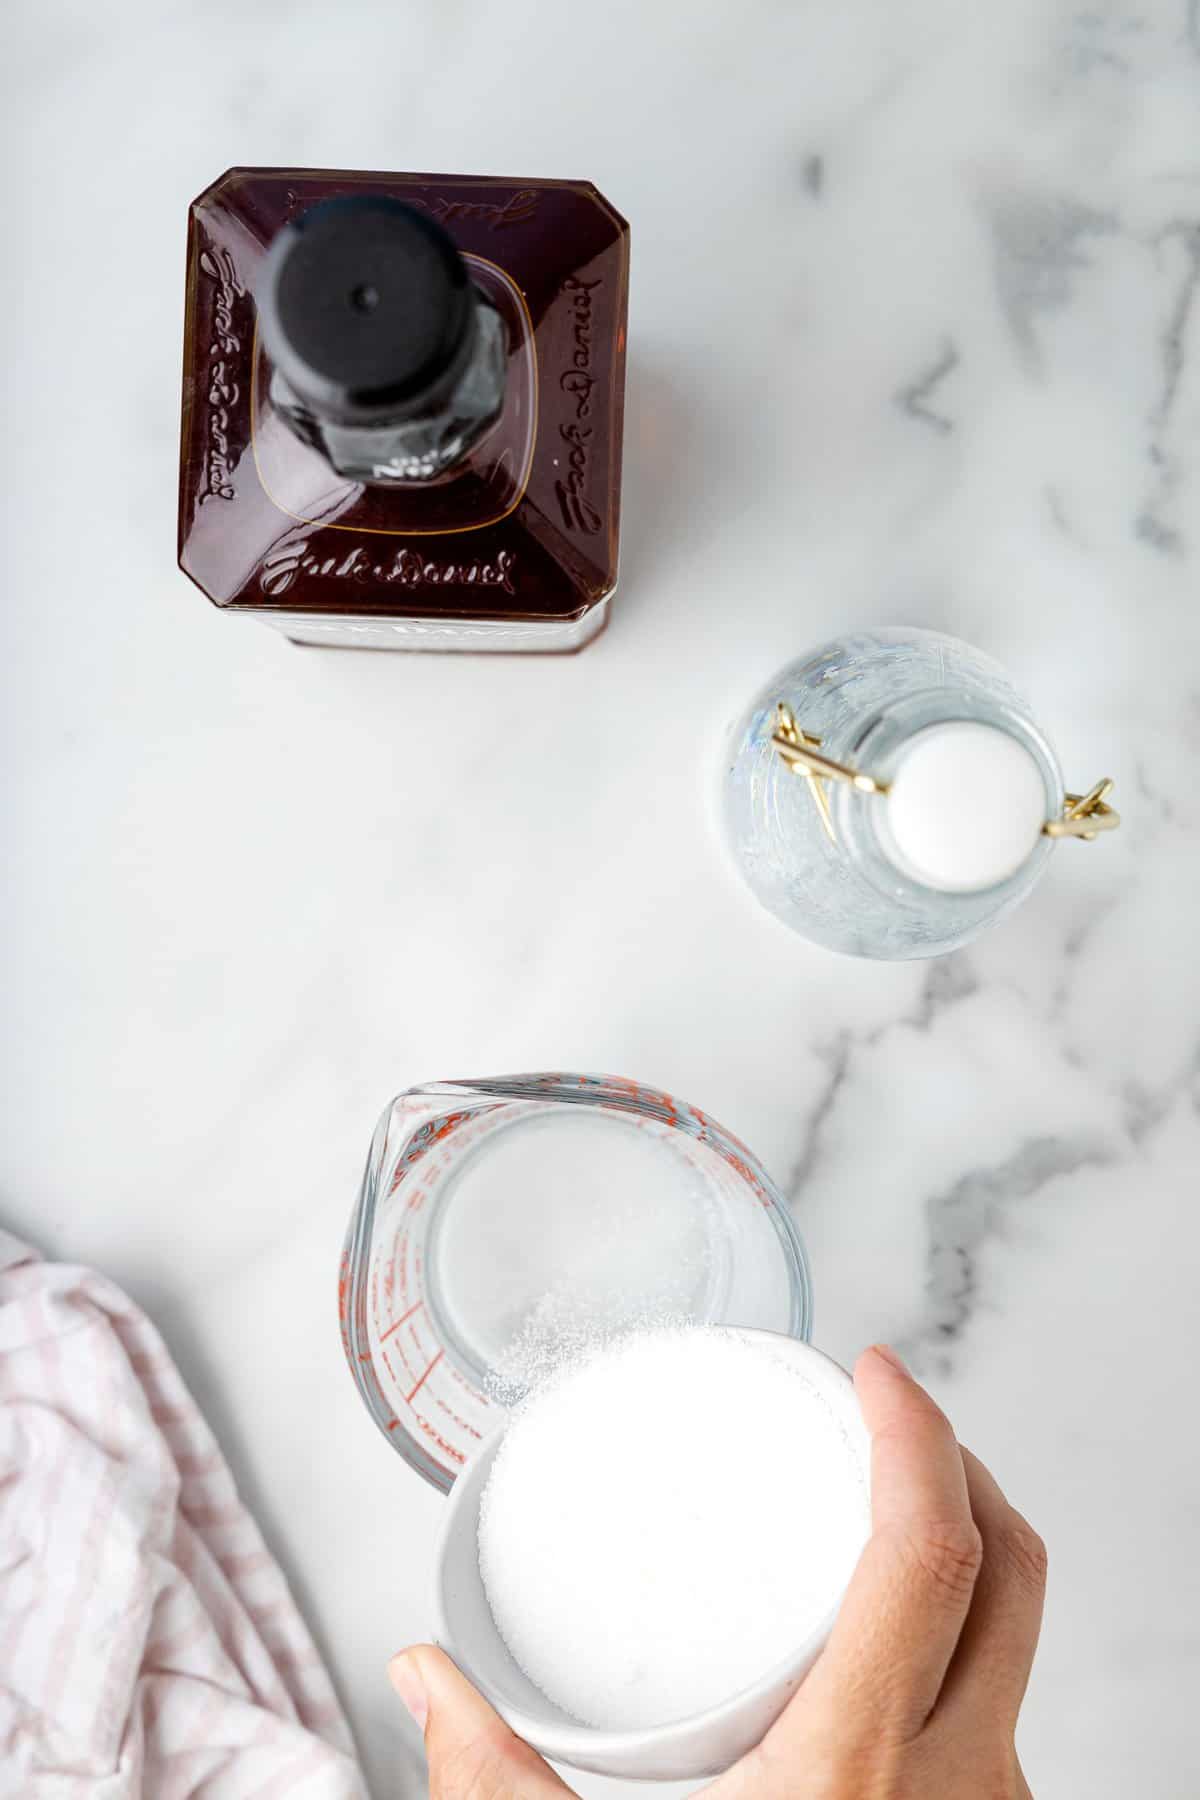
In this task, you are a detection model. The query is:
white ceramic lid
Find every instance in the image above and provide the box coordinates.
[882,721,1047,893]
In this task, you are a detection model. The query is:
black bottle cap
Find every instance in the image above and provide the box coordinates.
[258,196,478,425]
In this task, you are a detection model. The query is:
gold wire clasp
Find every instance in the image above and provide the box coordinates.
[771,703,1120,846]
[1044,779,1120,840]
[771,703,887,846]
[771,705,834,842]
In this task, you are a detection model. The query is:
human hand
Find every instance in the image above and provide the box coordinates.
[389,1345,1047,1798]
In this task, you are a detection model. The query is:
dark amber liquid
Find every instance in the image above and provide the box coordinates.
[178,169,629,639]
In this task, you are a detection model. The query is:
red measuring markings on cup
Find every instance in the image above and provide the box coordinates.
[341,1076,815,1494]
[372,1174,496,1453]
[387,1105,481,1195]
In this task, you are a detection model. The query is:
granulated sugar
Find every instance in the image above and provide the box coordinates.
[486,1285,692,1405]
[477,1325,869,1731]
[430,1111,721,1403]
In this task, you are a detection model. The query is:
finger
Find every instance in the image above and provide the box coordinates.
[934,1448,1046,1730]
[389,1645,578,1800]
[785,1347,983,1743]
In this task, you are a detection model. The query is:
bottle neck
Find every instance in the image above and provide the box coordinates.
[268,289,507,485]
[831,686,1064,925]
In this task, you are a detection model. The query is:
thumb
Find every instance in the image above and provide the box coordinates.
[389,1645,578,1800]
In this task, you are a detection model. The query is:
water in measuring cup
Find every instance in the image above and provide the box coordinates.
[427,1110,727,1401]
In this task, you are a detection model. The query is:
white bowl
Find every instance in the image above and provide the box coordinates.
[432,1330,870,1783]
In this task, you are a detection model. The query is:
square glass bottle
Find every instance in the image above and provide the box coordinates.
[178,167,629,651]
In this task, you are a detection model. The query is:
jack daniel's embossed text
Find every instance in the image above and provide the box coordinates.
[178,168,629,652]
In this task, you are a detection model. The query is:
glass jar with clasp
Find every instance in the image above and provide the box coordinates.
[722,628,1119,960]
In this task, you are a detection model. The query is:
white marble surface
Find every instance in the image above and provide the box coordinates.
[4,1,1200,1794]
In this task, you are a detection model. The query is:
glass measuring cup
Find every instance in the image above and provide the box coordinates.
[339,1073,813,1492]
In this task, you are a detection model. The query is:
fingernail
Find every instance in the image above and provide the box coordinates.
[871,1343,909,1375]
[388,1655,428,1732]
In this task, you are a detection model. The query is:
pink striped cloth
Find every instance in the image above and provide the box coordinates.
[0,1231,368,1798]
